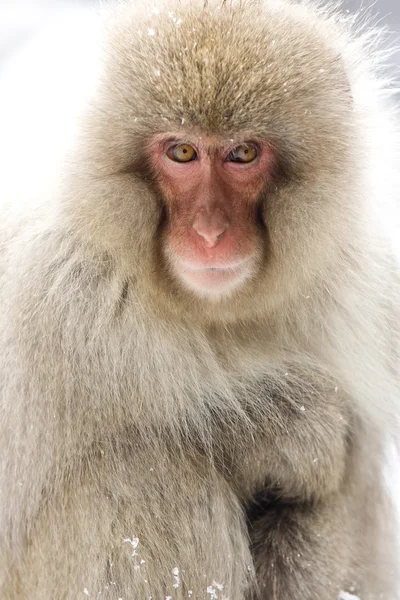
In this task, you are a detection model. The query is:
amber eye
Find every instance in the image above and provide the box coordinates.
[166,143,197,163]
[227,144,258,163]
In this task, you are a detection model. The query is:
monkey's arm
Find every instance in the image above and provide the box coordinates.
[247,437,398,600]
[233,388,398,600]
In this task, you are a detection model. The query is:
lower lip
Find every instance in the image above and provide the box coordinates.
[177,260,252,295]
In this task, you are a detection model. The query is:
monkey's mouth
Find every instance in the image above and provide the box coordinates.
[191,265,241,272]
[173,258,255,298]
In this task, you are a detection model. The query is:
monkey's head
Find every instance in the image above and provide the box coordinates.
[66,1,361,321]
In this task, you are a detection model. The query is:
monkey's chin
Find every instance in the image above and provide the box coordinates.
[173,260,254,300]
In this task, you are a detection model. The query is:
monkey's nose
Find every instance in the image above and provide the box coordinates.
[192,210,229,248]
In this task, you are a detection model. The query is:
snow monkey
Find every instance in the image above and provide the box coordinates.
[0,0,399,599]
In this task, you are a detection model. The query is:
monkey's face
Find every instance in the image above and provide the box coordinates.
[149,134,273,299]
[73,2,358,318]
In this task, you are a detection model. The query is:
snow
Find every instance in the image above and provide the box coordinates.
[338,592,360,600]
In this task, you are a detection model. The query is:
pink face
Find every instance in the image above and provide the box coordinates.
[150,134,274,299]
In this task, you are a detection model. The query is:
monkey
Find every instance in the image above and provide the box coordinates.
[0,0,399,598]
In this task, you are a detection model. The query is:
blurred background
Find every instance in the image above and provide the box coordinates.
[0,0,400,66]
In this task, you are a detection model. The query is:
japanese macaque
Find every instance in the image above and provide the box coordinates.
[0,0,399,599]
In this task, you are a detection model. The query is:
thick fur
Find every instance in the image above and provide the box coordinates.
[0,0,399,598]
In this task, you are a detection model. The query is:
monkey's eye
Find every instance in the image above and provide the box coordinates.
[227,144,258,163]
[166,143,197,163]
